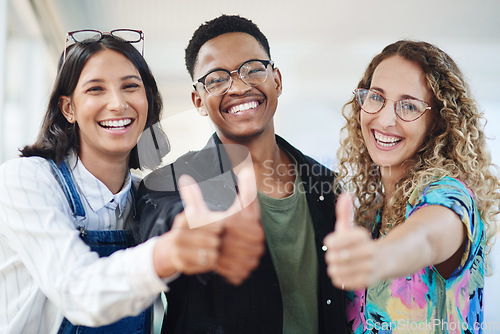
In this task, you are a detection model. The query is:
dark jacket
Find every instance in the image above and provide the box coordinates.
[137,134,346,334]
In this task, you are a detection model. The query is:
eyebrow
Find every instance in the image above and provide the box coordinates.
[370,87,423,101]
[81,75,142,86]
[123,75,142,82]
[201,67,230,78]
[202,58,258,77]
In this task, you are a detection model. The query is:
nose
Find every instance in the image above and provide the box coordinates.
[226,70,252,95]
[377,99,397,127]
[108,88,128,112]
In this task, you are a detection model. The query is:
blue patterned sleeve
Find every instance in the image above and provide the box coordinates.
[405,176,482,279]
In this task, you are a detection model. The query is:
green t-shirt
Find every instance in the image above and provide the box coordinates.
[258,168,319,334]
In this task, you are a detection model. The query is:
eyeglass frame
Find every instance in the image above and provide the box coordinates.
[193,59,275,96]
[353,88,432,122]
[63,29,145,63]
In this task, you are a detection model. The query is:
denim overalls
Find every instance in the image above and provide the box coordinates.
[49,160,152,334]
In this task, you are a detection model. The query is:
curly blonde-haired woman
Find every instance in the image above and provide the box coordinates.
[324,40,500,333]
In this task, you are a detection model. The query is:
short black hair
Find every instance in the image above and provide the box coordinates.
[185,14,271,79]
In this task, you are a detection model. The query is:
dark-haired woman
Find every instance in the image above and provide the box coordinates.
[0,31,222,333]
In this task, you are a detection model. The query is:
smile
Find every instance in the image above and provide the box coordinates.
[225,101,259,114]
[373,130,402,147]
[99,118,134,129]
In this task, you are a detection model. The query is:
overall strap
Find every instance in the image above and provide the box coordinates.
[48,159,88,237]
[48,160,152,333]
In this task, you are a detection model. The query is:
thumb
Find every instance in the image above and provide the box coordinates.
[171,211,190,230]
[178,174,210,228]
[335,192,354,232]
[233,167,258,212]
[226,167,260,223]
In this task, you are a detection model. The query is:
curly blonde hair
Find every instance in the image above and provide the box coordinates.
[336,40,500,246]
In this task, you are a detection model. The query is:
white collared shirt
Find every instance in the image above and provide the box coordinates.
[0,154,168,333]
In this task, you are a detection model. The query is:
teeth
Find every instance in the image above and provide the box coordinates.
[374,131,401,147]
[99,118,132,129]
[227,101,259,114]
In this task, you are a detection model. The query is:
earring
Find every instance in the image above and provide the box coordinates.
[198,107,208,116]
[68,108,74,122]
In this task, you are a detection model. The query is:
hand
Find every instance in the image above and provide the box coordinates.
[324,192,378,290]
[153,168,265,284]
[215,168,265,285]
[152,175,225,278]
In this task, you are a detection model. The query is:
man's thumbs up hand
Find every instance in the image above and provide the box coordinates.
[215,168,265,285]
[154,168,264,285]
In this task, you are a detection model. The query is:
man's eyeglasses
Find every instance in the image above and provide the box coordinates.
[63,29,144,63]
[353,88,432,122]
[194,59,274,96]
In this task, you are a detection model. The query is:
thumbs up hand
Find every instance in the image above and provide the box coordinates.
[152,168,264,285]
[323,192,377,290]
[152,175,224,278]
[214,168,265,285]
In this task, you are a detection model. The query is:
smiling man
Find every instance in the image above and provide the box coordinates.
[137,15,346,334]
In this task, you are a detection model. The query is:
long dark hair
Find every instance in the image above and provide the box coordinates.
[20,35,163,169]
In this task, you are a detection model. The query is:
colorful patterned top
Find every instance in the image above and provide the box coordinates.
[346,177,485,334]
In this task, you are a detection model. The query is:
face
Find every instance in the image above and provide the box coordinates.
[60,49,148,164]
[360,55,434,180]
[191,32,282,142]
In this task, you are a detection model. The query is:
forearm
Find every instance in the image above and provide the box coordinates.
[375,205,465,280]
[326,193,468,290]
[59,239,166,325]
[375,222,435,279]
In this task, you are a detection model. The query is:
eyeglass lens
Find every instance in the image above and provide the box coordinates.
[203,60,270,96]
[354,89,428,121]
[110,29,143,43]
[69,30,101,42]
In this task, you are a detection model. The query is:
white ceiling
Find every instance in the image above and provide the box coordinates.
[12,0,500,113]
[7,0,500,164]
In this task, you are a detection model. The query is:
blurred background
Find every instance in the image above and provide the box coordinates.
[1,0,499,329]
